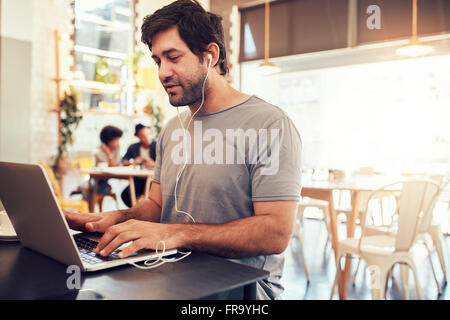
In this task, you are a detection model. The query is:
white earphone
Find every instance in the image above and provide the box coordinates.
[129,53,214,270]
[207,53,212,65]
[173,52,213,223]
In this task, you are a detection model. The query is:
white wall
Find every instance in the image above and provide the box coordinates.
[0,0,33,41]
[0,0,34,162]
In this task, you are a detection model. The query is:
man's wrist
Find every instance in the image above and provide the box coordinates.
[109,209,134,224]
[168,223,192,249]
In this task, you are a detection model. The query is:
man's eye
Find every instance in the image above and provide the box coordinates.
[169,56,179,61]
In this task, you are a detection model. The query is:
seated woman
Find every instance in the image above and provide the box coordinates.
[94,125,124,195]
[76,125,123,201]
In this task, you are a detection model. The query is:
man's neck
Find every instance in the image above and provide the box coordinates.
[188,75,250,115]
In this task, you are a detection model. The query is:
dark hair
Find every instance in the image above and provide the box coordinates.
[141,0,228,76]
[134,123,150,136]
[100,125,123,145]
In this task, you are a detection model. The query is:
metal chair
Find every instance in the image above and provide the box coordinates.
[330,180,440,300]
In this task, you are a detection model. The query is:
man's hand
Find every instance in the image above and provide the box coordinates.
[142,158,155,169]
[94,219,179,258]
[64,210,125,233]
[133,156,144,165]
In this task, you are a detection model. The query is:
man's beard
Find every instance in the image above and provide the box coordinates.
[166,69,207,107]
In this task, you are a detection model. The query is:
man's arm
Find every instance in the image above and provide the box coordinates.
[96,199,297,259]
[122,182,162,222]
[171,200,297,258]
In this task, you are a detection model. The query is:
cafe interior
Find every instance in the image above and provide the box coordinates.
[0,0,449,300]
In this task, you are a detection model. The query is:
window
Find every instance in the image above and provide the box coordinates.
[74,0,133,113]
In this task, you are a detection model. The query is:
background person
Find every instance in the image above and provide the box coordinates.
[121,124,157,207]
[88,125,123,197]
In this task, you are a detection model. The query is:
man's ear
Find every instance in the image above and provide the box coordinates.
[205,42,220,67]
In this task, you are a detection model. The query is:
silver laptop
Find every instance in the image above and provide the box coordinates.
[0,161,177,271]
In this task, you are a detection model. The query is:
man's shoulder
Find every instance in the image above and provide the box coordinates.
[239,95,288,120]
[230,95,292,129]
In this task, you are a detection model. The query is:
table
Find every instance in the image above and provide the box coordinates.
[0,242,269,300]
[301,176,399,299]
[85,168,154,212]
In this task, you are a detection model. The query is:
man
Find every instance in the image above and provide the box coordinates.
[65,0,302,300]
[121,124,157,207]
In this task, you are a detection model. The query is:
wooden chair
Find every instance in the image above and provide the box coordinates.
[76,157,119,212]
[39,161,89,213]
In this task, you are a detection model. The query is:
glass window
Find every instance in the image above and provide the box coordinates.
[74,0,133,113]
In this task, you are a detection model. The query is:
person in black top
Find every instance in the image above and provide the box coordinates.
[121,124,157,207]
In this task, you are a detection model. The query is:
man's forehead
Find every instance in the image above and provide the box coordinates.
[151,27,188,57]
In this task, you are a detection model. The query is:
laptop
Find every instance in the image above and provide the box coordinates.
[0,161,177,271]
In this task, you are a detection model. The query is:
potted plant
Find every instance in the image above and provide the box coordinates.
[143,97,165,139]
[54,88,83,173]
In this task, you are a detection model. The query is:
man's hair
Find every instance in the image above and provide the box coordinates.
[100,125,123,145]
[141,0,228,76]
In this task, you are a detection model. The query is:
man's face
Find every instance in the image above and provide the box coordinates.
[137,127,152,147]
[151,27,208,106]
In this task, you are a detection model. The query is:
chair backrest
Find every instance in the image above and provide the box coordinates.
[38,161,63,201]
[78,157,95,171]
[359,180,440,252]
[395,181,438,251]
[416,180,448,234]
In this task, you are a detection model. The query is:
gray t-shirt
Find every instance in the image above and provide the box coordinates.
[152,95,302,299]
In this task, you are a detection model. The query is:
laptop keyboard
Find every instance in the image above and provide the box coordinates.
[74,236,120,265]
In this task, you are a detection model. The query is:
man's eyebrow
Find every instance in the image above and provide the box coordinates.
[151,49,181,60]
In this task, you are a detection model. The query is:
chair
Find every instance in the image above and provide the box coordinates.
[76,157,119,212]
[292,202,312,283]
[351,190,401,286]
[296,197,331,254]
[409,178,448,296]
[353,178,448,297]
[330,180,440,300]
[39,161,89,213]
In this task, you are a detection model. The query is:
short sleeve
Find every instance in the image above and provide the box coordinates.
[250,117,302,202]
[95,150,108,165]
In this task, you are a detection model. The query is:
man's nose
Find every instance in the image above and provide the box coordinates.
[158,61,174,84]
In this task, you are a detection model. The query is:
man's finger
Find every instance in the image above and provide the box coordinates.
[98,231,139,257]
[86,220,107,233]
[95,223,130,254]
[118,239,147,258]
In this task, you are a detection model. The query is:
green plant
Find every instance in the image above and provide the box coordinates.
[95,58,118,84]
[127,50,146,90]
[144,98,164,139]
[127,50,145,74]
[54,89,83,171]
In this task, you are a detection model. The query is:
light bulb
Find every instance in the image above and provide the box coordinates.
[258,61,280,76]
[396,42,434,58]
